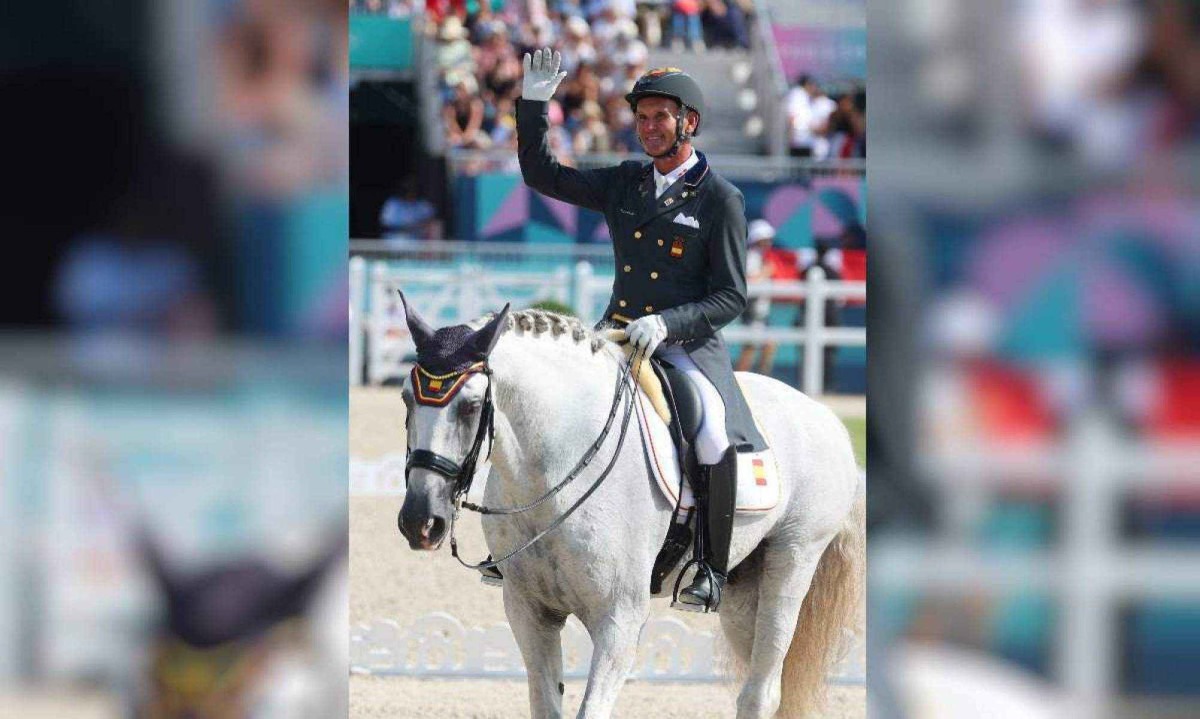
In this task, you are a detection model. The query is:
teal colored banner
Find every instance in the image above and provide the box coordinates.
[350,15,413,70]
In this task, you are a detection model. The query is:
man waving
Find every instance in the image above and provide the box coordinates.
[516,48,767,613]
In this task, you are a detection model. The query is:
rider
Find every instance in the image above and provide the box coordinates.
[515,48,768,612]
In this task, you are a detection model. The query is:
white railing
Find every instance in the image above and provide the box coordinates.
[351,611,865,685]
[350,253,865,396]
[880,411,1200,717]
[444,149,865,182]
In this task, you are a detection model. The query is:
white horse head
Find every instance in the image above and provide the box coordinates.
[396,293,510,549]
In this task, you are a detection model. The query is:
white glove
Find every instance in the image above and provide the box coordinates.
[626,314,668,357]
[521,47,567,102]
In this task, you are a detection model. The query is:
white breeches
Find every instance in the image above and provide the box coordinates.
[659,345,730,465]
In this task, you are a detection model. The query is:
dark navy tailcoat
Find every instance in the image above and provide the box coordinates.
[517,98,767,452]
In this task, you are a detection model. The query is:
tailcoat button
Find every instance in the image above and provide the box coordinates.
[650,272,659,279]
[634,231,642,239]
[645,305,654,312]
[657,239,664,246]
[619,300,627,307]
[623,265,631,272]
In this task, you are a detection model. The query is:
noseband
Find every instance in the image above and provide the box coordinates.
[405,361,495,502]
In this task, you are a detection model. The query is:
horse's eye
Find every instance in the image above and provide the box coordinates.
[457,399,481,420]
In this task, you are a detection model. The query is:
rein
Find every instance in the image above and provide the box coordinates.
[450,349,643,572]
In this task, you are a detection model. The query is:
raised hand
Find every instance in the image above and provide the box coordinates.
[521,46,568,102]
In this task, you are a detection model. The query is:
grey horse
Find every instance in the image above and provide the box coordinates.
[398,302,863,719]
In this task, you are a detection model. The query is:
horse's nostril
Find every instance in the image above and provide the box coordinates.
[422,518,436,538]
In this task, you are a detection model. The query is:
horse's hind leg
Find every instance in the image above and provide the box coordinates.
[505,591,568,719]
[735,541,826,719]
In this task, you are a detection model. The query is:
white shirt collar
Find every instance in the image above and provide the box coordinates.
[653,150,699,198]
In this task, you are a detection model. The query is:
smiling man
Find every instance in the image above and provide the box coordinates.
[516,49,767,612]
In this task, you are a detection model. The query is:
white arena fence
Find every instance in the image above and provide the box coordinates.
[351,611,865,685]
[349,242,865,396]
[880,412,1200,716]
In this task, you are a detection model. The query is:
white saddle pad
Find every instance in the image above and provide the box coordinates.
[633,383,780,513]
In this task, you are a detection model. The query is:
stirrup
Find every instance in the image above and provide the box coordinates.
[479,557,503,587]
[670,559,723,614]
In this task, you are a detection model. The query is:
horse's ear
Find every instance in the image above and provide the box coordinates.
[470,303,511,357]
[399,291,435,348]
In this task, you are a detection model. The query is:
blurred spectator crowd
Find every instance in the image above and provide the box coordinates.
[353,0,757,160]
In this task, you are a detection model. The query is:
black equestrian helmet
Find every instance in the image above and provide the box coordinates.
[625,68,706,135]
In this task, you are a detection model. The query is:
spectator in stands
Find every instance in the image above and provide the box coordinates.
[379,178,439,239]
[670,0,705,51]
[702,0,749,50]
[635,0,665,48]
[490,95,519,144]
[827,89,866,159]
[443,74,491,148]
[736,219,782,374]
[474,20,511,77]
[785,74,837,159]
[590,3,624,49]
[610,19,649,68]
[483,48,523,102]
[436,16,475,76]
[573,100,612,153]
[354,0,416,17]
[560,15,598,72]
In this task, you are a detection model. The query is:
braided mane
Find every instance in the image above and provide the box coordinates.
[468,308,610,355]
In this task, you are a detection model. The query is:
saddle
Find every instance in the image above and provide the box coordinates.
[642,358,782,594]
[602,331,778,594]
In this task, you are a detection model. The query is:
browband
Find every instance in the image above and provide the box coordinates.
[411,362,486,406]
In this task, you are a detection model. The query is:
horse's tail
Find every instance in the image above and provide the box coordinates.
[778,491,865,718]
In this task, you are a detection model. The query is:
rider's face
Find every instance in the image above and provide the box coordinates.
[634,96,693,156]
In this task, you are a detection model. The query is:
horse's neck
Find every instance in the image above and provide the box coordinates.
[488,340,622,495]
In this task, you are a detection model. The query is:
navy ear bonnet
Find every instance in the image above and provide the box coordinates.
[414,324,487,376]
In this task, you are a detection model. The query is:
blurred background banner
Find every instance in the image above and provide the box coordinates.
[868,0,1200,718]
[0,0,348,717]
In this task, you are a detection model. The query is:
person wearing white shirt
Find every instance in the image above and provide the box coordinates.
[785,74,838,159]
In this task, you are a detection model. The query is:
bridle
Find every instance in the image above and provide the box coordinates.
[404,347,644,572]
[405,361,496,502]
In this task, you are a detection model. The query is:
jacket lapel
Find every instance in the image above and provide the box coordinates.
[635,151,710,228]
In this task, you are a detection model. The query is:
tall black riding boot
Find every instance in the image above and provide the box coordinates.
[676,446,737,612]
